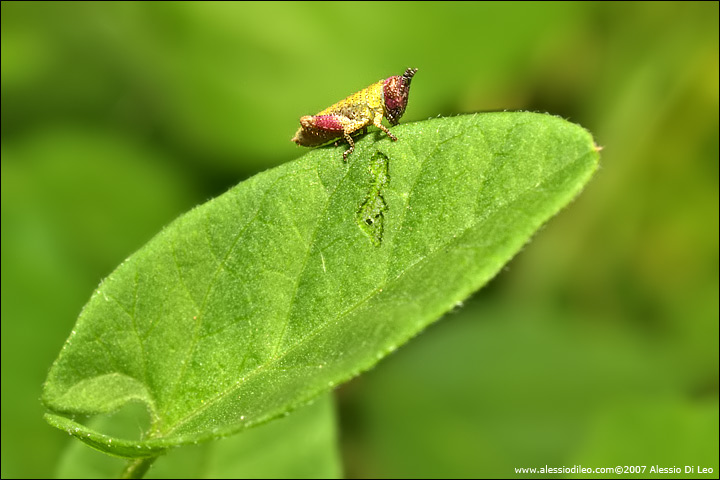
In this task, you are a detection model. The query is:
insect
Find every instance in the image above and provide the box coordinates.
[292,68,418,161]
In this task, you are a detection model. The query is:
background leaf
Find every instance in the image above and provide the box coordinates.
[42,113,598,456]
[55,393,341,479]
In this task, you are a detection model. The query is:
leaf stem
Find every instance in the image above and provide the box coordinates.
[120,456,158,479]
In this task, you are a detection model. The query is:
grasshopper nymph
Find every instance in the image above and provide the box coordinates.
[292,68,418,161]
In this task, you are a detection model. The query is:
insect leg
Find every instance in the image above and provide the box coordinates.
[340,116,374,161]
[342,132,355,162]
[373,117,398,141]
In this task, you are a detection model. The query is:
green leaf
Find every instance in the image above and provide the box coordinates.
[42,112,599,457]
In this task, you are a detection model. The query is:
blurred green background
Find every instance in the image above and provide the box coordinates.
[2,2,717,478]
